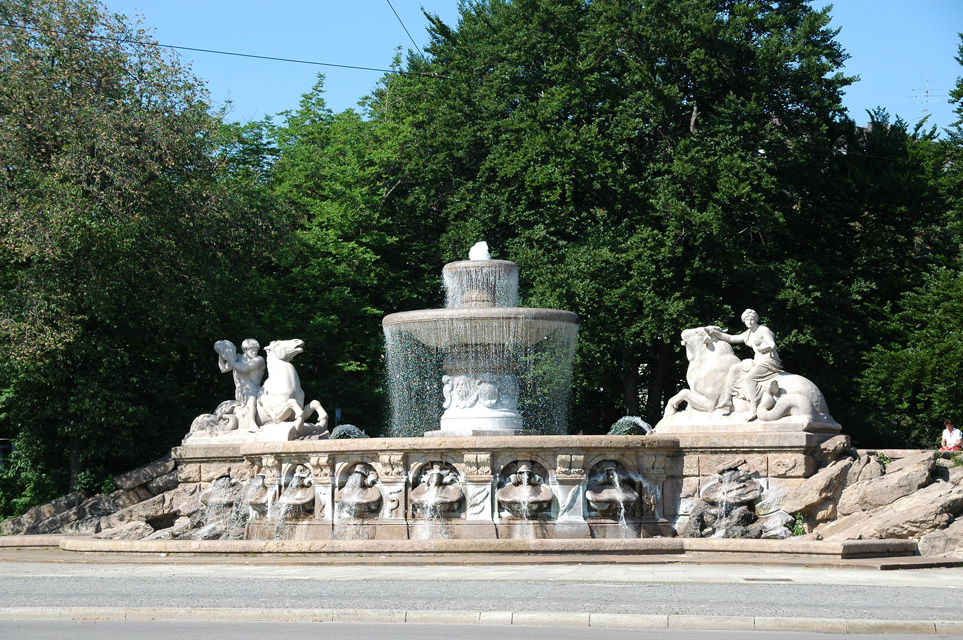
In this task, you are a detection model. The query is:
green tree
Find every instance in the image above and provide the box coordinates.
[855,35,963,446]
[255,78,401,428]
[367,0,855,430]
[0,0,274,513]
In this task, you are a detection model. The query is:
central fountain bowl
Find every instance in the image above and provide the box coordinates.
[382,307,578,350]
[382,249,579,437]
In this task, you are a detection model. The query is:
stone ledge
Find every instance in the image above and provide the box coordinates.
[53,536,919,559]
[236,435,683,456]
[0,607,957,633]
[0,534,74,548]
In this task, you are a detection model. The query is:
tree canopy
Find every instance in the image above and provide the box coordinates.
[0,0,277,511]
[2,0,962,518]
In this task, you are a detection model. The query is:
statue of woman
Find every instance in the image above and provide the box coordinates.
[709,309,782,421]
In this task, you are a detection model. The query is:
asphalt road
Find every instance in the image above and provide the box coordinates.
[2,621,962,640]
[1,554,962,622]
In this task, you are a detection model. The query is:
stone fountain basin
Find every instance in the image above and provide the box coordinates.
[382,308,578,348]
[586,492,638,513]
[280,489,315,508]
[337,501,381,518]
[499,501,551,518]
[412,499,462,515]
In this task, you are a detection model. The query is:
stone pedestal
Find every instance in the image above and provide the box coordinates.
[172,431,836,541]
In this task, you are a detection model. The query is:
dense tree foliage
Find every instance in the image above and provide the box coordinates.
[2,0,962,519]
[0,0,276,513]
[856,36,963,446]
[365,0,860,429]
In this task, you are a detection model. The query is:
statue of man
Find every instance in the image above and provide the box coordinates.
[215,339,265,431]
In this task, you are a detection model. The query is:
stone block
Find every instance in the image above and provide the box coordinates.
[885,450,939,475]
[816,435,852,464]
[768,454,814,478]
[846,619,936,635]
[147,471,179,495]
[28,494,116,535]
[698,454,766,478]
[838,464,932,515]
[113,455,175,490]
[668,615,753,630]
[590,613,667,628]
[479,611,513,625]
[917,514,963,557]
[846,454,885,485]
[200,462,239,483]
[94,521,155,540]
[663,455,683,477]
[164,484,202,516]
[818,482,963,540]
[682,455,699,476]
[513,611,590,627]
[813,498,836,522]
[662,479,682,517]
[404,610,479,624]
[755,617,847,634]
[778,459,851,516]
[0,491,88,535]
[176,464,201,483]
[98,494,167,531]
[332,609,405,624]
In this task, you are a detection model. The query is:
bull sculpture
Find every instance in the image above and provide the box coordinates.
[658,326,839,431]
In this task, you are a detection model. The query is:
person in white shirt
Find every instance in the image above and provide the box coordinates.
[940,419,962,451]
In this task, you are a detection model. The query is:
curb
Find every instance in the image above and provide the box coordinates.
[52,535,920,559]
[0,607,961,634]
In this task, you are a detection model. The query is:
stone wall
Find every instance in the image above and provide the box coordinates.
[5,433,963,556]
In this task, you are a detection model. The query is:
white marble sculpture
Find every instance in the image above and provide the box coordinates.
[184,338,328,444]
[656,310,840,433]
[215,338,265,432]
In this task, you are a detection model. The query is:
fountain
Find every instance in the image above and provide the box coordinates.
[585,460,640,538]
[382,242,578,436]
[40,248,849,547]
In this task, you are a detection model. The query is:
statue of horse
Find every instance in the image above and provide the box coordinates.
[255,339,327,433]
[662,326,837,426]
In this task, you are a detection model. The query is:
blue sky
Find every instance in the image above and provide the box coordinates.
[103,1,962,131]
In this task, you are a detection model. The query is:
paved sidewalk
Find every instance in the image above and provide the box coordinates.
[2,548,962,634]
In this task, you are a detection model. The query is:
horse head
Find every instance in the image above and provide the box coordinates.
[264,339,304,363]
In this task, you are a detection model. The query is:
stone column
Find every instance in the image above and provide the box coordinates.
[554,453,590,539]
[377,452,408,539]
[308,454,334,539]
[462,452,497,539]
[638,452,672,537]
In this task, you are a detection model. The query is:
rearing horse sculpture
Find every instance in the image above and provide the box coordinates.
[255,339,327,433]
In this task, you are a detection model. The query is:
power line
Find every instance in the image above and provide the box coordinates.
[385,0,425,58]
[0,21,447,79]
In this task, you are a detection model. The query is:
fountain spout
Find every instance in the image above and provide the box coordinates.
[495,462,553,517]
[410,463,464,516]
[336,464,382,518]
[585,461,639,517]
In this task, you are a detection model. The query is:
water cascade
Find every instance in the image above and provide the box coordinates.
[383,242,578,436]
[684,461,763,538]
[409,462,463,539]
[333,463,382,540]
[585,461,639,538]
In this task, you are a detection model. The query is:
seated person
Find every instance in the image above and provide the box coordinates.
[940,419,962,451]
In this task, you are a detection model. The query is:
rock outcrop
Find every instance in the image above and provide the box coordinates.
[1,454,201,537]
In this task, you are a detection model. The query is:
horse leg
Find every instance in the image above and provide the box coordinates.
[665,389,717,416]
[292,400,328,434]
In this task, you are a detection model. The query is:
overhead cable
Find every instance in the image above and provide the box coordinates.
[0,21,447,79]
[385,0,425,58]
